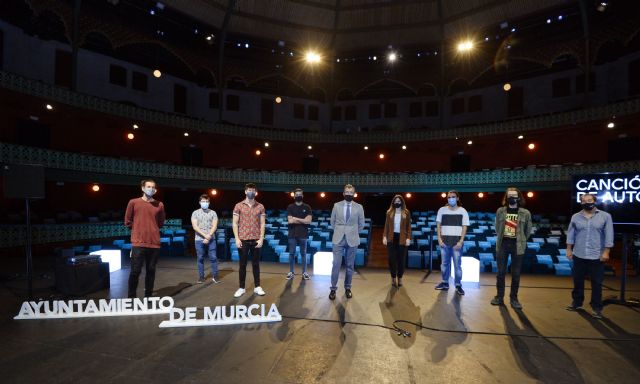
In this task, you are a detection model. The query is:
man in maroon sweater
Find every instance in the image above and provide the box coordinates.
[124,179,166,298]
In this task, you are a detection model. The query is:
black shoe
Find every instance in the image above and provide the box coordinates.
[329,290,336,300]
[455,286,465,296]
[345,289,353,299]
[435,282,449,290]
[490,296,504,306]
[510,299,523,310]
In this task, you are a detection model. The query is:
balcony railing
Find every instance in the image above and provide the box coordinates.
[2,70,639,144]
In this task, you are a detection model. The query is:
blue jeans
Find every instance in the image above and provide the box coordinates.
[195,239,218,279]
[440,245,462,286]
[288,237,307,273]
[331,236,357,290]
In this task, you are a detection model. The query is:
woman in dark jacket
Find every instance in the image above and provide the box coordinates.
[383,194,412,287]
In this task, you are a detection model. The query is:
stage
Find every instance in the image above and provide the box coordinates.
[1,258,639,383]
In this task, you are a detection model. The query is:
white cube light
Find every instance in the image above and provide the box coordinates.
[90,250,121,272]
[313,252,334,276]
[451,256,480,283]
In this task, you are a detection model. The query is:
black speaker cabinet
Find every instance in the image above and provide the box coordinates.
[2,164,45,199]
[55,261,110,296]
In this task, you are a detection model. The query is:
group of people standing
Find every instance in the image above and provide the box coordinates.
[124,180,614,318]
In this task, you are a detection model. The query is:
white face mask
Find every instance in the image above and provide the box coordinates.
[143,187,156,197]
[200,202,209,210]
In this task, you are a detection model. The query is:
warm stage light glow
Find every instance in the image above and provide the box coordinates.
[255,149,261,156]
[518,135,524,139]
[457,41,474,52]
[478,192,485,198]
[210,189,217,196]
[133,123,139,129]
[290,192,294,197]
[92,184,100,192]
[467,140,473,145]
[45,104,53,110]
[354,193,358,198]
[402,145,407,150]
[527,191,534,198]
[388,52,397,62]
[275,96,282,104]
[441,192,446,198]
[153,69,162,78]
[405,193,412,198]
[305,51,321,63]
[607,122,615,129]
[264,142,270,147]
[183,132,189,137]
[307,145,313,150]
[364,146,369,150]
[528,143,536,150]
[378,153,385,159]
[503,83,512,91]
[127,133,134,140]
[320,192,326,198]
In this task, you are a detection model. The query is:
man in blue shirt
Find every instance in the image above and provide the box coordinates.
[566,193,614,319]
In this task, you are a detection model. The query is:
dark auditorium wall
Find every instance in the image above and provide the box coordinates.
[2,90,638,175]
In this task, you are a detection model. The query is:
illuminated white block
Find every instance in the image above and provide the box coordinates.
[90,250,122,272]
[313,252,333,276]
[451,256,480,283]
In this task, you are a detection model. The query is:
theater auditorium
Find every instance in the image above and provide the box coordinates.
[1,0,639,383]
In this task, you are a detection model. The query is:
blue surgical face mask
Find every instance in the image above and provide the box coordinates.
[144,187,156,197]
[448,197,457,206]
[246,191,256,199]
[200,202,209,210]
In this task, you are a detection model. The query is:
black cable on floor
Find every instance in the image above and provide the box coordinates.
[281,315,640,342]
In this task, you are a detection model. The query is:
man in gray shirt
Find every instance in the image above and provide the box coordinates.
[191,194,219,284]
[566,193,614,319]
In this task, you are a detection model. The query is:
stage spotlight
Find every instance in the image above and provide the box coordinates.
[405,193,412,198]
[46,104,53,110]
[441,192,446,198]
[305,51,321,63]
[387,52,397,62]
[364,146,369,150]
[255,149,261,156]
[379,153,385,159]
[607,122,615,129]
[127,133,134,140]
[354,193,358,198]
[264,142,270,147]
[275,96,282,103]
[290,192,294,197]
[153,69,162,78]
[478,192,485,198]
[503,83,512,91]
[307,145,313,150]
[528,143,536,150]
[402,145,407,150]
[527,191,534,198]
[546,18,551,24]
[183,132,189,137]
[132,123,139,129]
[457,41,474,52]
[597,2,607,12]
[320,192,326,198]
[518,135,524,139]
[210,189,218,196]
[467,140,473,145]
[92,184,100,192]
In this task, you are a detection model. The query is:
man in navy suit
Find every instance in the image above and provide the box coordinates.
[329,184,365,300]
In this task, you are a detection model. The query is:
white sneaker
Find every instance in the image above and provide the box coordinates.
[233,288,246,298]
[286,272,294,280]
[254,286,266,296]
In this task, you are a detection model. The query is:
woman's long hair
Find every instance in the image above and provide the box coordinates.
[387,194,409,216]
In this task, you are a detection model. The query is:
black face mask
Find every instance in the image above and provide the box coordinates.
[344,194,354,202]
[507,197,519,205]
[294,196,303,203]
[581,202,596,211]
[393,202,402,208]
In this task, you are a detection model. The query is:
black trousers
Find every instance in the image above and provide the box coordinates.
[239,240,261,288]
[572,255,604,311]
[387,233,407,278]
[128,246,160,298]
[496,240,523,299]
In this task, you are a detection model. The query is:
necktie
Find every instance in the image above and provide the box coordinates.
[346,203,351,222]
